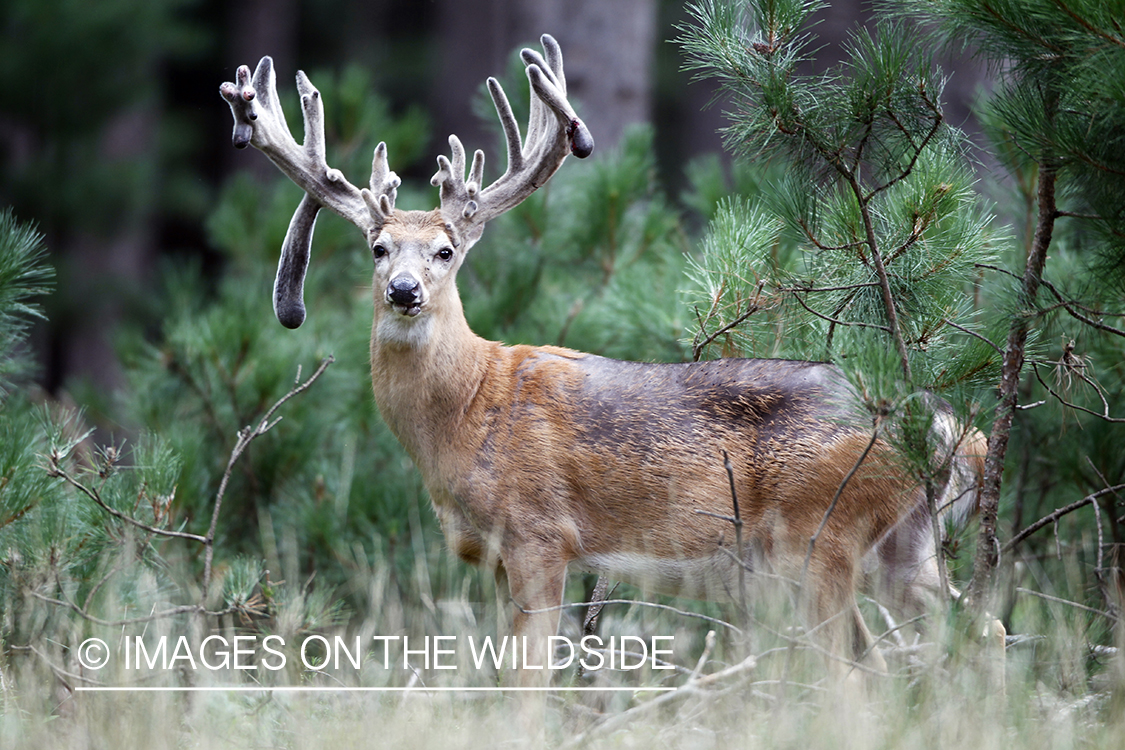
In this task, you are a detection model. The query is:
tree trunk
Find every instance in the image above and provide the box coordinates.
[965,162,1057,612]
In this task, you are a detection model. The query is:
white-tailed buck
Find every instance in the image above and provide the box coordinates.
[220,35,991,680]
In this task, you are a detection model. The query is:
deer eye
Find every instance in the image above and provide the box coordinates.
[437,247,454,262]
[372,244,388,260]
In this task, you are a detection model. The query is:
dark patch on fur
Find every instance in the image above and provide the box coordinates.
[566,356,859,459]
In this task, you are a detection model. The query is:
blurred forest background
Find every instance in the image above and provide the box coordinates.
[1,0,1124,746]
[1,0,990,396]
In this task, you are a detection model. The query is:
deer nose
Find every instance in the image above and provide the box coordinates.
[387,275,421,306]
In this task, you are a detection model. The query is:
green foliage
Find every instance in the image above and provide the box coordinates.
[893,0,1125,610]
[678,0,1002,420]
[899,0,1125,285]
[2,6,1124,741]
[0,215,93,640]
[0,210,52,393]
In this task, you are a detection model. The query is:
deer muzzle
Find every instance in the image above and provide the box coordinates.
[387,275,423,317]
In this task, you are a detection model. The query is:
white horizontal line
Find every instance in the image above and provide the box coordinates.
[75,686,676,693]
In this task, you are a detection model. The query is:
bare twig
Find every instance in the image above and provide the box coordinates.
[1014,587,1116,621]
[864,95,944,204]
[1015,400,1047,410]
[1084,457,1121,618]
[1003,483,1125,553]
[691,285,764,361]
[942,318,1003,354]
[560,632,753,750]
[724,451,747,615]
[798,424,882,589]
[794,218,868,253]
[780,282,881,294]
[519,598,743,635]
[27,590,235,628]
[854,613,929,667]
[790,290,892,333]
[1031,362,1125,423]
[689,630,717,681]
[978,262,1125,339]
[202,356,335,600]
[12,644,102,687]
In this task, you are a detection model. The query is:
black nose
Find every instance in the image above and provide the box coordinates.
[387,276,420,305]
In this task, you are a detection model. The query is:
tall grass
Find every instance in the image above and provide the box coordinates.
[2,531,1122,748]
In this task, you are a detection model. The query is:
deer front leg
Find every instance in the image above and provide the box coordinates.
[804,553,887,679]
[497,550,568,738]
[502,549,568,687]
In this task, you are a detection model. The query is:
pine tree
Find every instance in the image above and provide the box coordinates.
[897,0,1125,612]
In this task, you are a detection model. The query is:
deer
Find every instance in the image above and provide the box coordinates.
[219,34,999,685]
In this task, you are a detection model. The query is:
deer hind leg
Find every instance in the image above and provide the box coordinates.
[870,509,1006,689]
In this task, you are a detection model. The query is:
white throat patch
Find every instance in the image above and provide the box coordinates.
[376,309,434,348]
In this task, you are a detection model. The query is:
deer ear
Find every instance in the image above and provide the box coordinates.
[274,194,320,329]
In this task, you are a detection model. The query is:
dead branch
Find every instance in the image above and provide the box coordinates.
[560,631,756,750]
[519,598,743,635]
[1032,361,1125,423]
[10,644,101,688]
[798,423,882,589]
[202,355,335,600]
[1014,587,1116,621]
[1003,483,1125,553]
[790,290,892,333]
[691,289,764,361]
[26,590,235,628]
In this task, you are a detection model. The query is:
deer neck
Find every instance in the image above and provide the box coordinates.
[369,288,489,474]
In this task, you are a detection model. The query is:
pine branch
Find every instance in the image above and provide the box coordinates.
[44,461,207,544]
[790,290,892,333]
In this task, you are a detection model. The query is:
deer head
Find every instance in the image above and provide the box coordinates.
[219,35,593,333]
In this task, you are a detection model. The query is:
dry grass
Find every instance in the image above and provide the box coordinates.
[2,555,1123,749]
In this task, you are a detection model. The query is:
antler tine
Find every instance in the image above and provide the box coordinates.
[434,34,594,245]
[521,39,565,155]
[489,77,525,174]
[366,141,402,219]
[221,57,400,327]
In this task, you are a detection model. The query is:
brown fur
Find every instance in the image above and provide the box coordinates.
[364,210,985,679]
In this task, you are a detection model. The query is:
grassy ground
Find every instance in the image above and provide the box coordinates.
[2,554,1122,749]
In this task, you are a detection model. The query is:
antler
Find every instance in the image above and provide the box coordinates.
[431,34,594,248]
[219,58,400,328]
